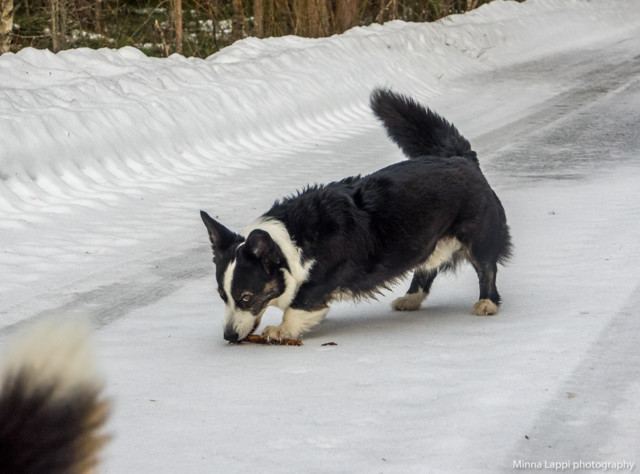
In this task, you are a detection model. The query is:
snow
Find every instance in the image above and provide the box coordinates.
[1,0,640,472]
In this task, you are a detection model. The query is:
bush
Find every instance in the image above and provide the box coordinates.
[3,0,499,58]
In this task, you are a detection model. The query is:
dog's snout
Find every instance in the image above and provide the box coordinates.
[224,327,240,343]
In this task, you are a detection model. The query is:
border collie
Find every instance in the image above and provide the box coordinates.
[201,89,511,342]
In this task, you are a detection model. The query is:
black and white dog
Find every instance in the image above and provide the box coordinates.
[201,89,511,342]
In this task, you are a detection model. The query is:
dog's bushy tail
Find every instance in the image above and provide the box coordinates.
[370,88,477,163]
[0,316,110,474]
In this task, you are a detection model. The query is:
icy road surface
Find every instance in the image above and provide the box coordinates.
[1,0,639,472]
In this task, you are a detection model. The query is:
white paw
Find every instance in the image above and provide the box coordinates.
[391,292,424,311]
[471,299,499,316]
[262,325,295,341]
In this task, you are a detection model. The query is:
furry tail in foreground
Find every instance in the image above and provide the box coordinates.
[370,88,477,162]
[0,317,110,474]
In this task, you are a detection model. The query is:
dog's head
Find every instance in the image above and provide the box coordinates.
[201,211,287,342]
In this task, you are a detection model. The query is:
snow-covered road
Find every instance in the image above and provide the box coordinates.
[1,0,640,472]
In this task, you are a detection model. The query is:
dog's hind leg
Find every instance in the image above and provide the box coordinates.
[470,259,500,316]
[392,269,438,311]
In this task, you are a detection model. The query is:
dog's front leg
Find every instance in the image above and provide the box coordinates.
[263,306,329,341]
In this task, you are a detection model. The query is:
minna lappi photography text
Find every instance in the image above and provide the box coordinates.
[513,459,635,471]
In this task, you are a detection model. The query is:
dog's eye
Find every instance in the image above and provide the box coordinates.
[240,292,252,303]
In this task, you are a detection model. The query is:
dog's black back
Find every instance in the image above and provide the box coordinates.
[263,89,511,311]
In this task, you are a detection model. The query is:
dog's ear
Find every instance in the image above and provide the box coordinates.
[245,229,284,276]
[200,211,243,255]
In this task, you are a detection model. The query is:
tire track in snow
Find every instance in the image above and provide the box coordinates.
[482,41,640,468]
[0,244,211,337]
[473,33,640,167]
[507,285,640,467]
